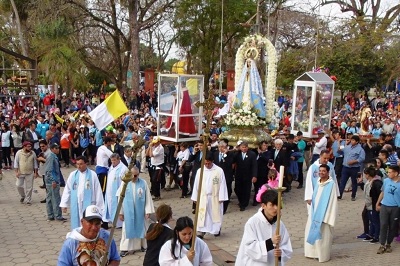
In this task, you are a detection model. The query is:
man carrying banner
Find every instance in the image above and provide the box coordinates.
[191,152,228,238]
[117,166,154,257]
[103,153,128,229]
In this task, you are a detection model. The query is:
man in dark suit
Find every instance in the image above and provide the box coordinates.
[188,140,204,194]
[188,140,204,213]
[213,140,235,214]
[253,140,271,206]
[120,146,135,167]
[234,141,257,211]
[270,138,288,190]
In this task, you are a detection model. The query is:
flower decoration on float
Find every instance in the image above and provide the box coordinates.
[234,34,277,123]
[224,104,267,128]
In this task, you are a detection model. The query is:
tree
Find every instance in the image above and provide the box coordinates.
[33,18,88,92]
[321,0,400,34]
[65,0,176,96]
[140,18,177,71]
[174,0,257,85]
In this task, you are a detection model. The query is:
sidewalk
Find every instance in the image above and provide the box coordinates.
[0,167,399,265]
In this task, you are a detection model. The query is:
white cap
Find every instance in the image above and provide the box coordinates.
[82,205,102,221]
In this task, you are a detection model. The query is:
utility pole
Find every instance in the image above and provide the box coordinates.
[255,0,261,34]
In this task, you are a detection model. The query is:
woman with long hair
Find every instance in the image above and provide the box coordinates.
[159,216,212,266]
[143,204,173,266]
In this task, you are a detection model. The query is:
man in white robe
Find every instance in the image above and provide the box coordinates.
[117,166,154,257]
[60,156,104,229]
[103,153,128,228]
[304,164,338,263]
[191,152,228,237]
[236,189,292,266]
[305,150,339,213]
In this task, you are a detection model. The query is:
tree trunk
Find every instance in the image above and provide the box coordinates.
[10,0,28,58]
[128,0,140,99]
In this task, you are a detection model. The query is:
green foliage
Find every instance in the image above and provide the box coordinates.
[139,43,159,70]
[174,0,256,80]
[319,27,386,92]
[277,48,314,89]
[33,18,88,91]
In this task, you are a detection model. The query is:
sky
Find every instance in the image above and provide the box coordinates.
[168,0,399,60]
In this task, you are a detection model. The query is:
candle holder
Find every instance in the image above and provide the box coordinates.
[275,186,286,266]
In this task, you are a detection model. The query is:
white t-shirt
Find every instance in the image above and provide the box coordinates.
[96,145,113,168]
[176,149,190,166]
[150,144,164,166]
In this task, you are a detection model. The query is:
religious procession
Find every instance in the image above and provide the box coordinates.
[1,1,400,266]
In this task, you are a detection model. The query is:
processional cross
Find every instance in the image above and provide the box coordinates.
[190,93,224,250]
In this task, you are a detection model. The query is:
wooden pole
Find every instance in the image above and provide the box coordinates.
[275,166,286,266]
[191,95,224,250]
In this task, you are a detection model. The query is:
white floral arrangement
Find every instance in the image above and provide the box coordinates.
[224,105,267,128]
[234,34,277,122]
[299,119,320,131]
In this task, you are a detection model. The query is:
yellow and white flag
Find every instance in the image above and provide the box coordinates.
[89,90,128,130]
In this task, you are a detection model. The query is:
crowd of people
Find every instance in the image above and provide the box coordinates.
[2,87,400,264]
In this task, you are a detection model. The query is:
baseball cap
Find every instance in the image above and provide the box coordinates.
[317,129,325,134]
[82,205,102,221]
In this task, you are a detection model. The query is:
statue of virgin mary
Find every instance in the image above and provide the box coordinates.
[233,56,266,118]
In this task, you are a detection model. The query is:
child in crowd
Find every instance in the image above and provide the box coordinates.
[362,166,382,244]
[256,168,280,203]
[376,165,400,254]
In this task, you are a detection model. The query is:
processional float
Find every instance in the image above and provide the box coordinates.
[219,34,284,265]
[219,34,276,148]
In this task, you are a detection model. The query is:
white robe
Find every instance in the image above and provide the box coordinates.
[60,169,104,224]
[117,178,154,251]
[159,238,213,266]
[191,164,228,234]
[236,211,292,266]
[304,160,339,213]
[103,162,128,228]
[304,177,338,262]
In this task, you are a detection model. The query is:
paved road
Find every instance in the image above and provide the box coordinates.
[0,167,399,265]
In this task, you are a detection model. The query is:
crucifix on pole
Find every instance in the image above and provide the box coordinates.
[190,94,224,250]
